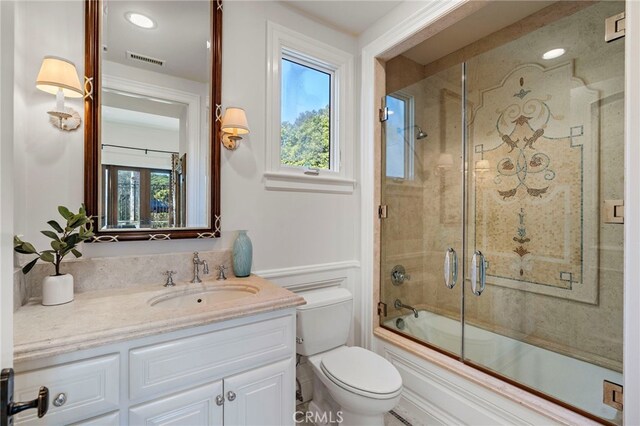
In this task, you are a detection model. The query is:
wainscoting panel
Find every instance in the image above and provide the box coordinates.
[254,260,361,346]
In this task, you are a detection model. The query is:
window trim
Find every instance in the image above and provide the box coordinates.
[266,21,354,193]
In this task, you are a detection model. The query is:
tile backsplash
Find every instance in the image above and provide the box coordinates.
[14,250,233,310]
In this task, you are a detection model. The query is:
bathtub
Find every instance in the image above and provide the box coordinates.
[384,310,623,423]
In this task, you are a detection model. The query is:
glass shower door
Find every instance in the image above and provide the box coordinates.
[380,64,464,357]
[462,2,624,422]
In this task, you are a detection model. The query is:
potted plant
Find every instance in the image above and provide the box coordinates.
[14,205,94,306]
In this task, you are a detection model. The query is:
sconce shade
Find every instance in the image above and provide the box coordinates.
[36,56,83,98]
[221,107,250,135]
[475,159,491,172]
[437,153,454,170]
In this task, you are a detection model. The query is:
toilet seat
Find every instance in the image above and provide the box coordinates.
[320,347,402,400]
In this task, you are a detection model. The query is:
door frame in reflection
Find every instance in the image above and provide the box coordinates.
[103,165,172,230]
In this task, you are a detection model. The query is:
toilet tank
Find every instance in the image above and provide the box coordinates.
[296,288,353,356]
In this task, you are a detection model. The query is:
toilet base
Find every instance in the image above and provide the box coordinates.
[308,362,391,426]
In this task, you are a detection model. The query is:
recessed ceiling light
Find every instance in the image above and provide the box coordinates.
[125,12,156,29]
[542,48,565,60]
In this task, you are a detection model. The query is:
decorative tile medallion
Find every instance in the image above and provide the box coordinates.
[470,62,600,303]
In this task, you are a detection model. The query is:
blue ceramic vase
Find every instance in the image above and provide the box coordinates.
[232,230,253,277]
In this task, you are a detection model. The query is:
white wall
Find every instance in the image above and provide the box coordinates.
[101,121,177,170]
[12,1,360,274]
[1,0,16,368]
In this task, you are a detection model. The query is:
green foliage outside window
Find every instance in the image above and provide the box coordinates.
[281,105,330,169]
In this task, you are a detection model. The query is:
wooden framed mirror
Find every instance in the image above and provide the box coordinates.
[84,0,222,241]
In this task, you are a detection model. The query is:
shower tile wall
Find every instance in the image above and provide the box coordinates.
[384,1,623,371]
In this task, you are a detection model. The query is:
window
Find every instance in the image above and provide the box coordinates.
[266,22,354,193]
[280,58,332,170]
[385,93,415,180]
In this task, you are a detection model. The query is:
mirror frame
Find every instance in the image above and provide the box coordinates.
[84,0,222,242]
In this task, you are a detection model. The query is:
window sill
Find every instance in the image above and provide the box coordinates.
[263,171,356,194]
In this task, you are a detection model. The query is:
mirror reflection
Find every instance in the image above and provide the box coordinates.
[99,0,211,230]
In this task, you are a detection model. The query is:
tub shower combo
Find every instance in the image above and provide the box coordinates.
[379,2,625,424]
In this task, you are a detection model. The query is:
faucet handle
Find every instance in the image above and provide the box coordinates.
[217,265,227,281]
[163,270,177,287]
[202,260,209,275]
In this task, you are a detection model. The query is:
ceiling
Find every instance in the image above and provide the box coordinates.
[103,0,210,83]
[281,1,403,36]
[400,1,555,65]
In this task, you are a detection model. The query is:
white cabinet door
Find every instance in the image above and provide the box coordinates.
[70,411,119,426]
[15,354,120,425]
[129,381,223,426]
[223,358,294,426]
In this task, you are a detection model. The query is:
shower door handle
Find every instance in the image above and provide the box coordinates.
[444,248,458,289]
[471,251,487,296]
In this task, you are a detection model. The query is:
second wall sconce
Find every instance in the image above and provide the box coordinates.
[36,56,83,131]
[221,107,250,150]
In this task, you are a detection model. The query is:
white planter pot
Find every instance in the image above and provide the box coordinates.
[42,274,74,306]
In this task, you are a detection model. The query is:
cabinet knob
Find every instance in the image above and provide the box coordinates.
[53,393,67,407]
[227,391,236,402]
[215,394,224,406]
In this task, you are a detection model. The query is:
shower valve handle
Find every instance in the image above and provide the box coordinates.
[391,265,410,285]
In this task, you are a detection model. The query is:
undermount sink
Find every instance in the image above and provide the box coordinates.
[149,284,259,308]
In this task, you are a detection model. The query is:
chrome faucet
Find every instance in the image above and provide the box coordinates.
[394,299,419,318]
[191,252,209,283]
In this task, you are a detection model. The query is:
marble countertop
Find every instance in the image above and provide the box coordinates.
[14,275,305,363]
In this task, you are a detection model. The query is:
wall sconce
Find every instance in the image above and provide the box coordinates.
[436,153,454,174]
[36,56,83,131]
[221,107,250,150]
[475,159,490,173]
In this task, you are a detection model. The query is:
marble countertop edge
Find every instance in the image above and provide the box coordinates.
[14,276,305,364]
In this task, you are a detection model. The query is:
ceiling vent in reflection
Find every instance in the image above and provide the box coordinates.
[126,51,165,67]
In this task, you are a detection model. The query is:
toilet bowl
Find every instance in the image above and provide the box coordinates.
[296,288,403,426]
[307,346,402,426]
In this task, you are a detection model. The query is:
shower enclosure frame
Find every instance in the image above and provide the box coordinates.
[359,1,640,425]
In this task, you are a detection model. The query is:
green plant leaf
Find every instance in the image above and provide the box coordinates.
[71,249,82,258]
[47,220,64,233]
[40,251,55,263]
[22,258,38,274]
[68,215,87,230]
[14,245,36,255]
[64,233,79,247]
[58,206,73,220]
[20,242,37,254]
[41,230,60,241]
[50,240,66,251]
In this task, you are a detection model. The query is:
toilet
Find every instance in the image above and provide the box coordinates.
[296,288,402,426]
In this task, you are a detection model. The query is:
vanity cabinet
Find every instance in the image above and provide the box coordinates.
[129,359,293,426]
[13,310,297,426]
